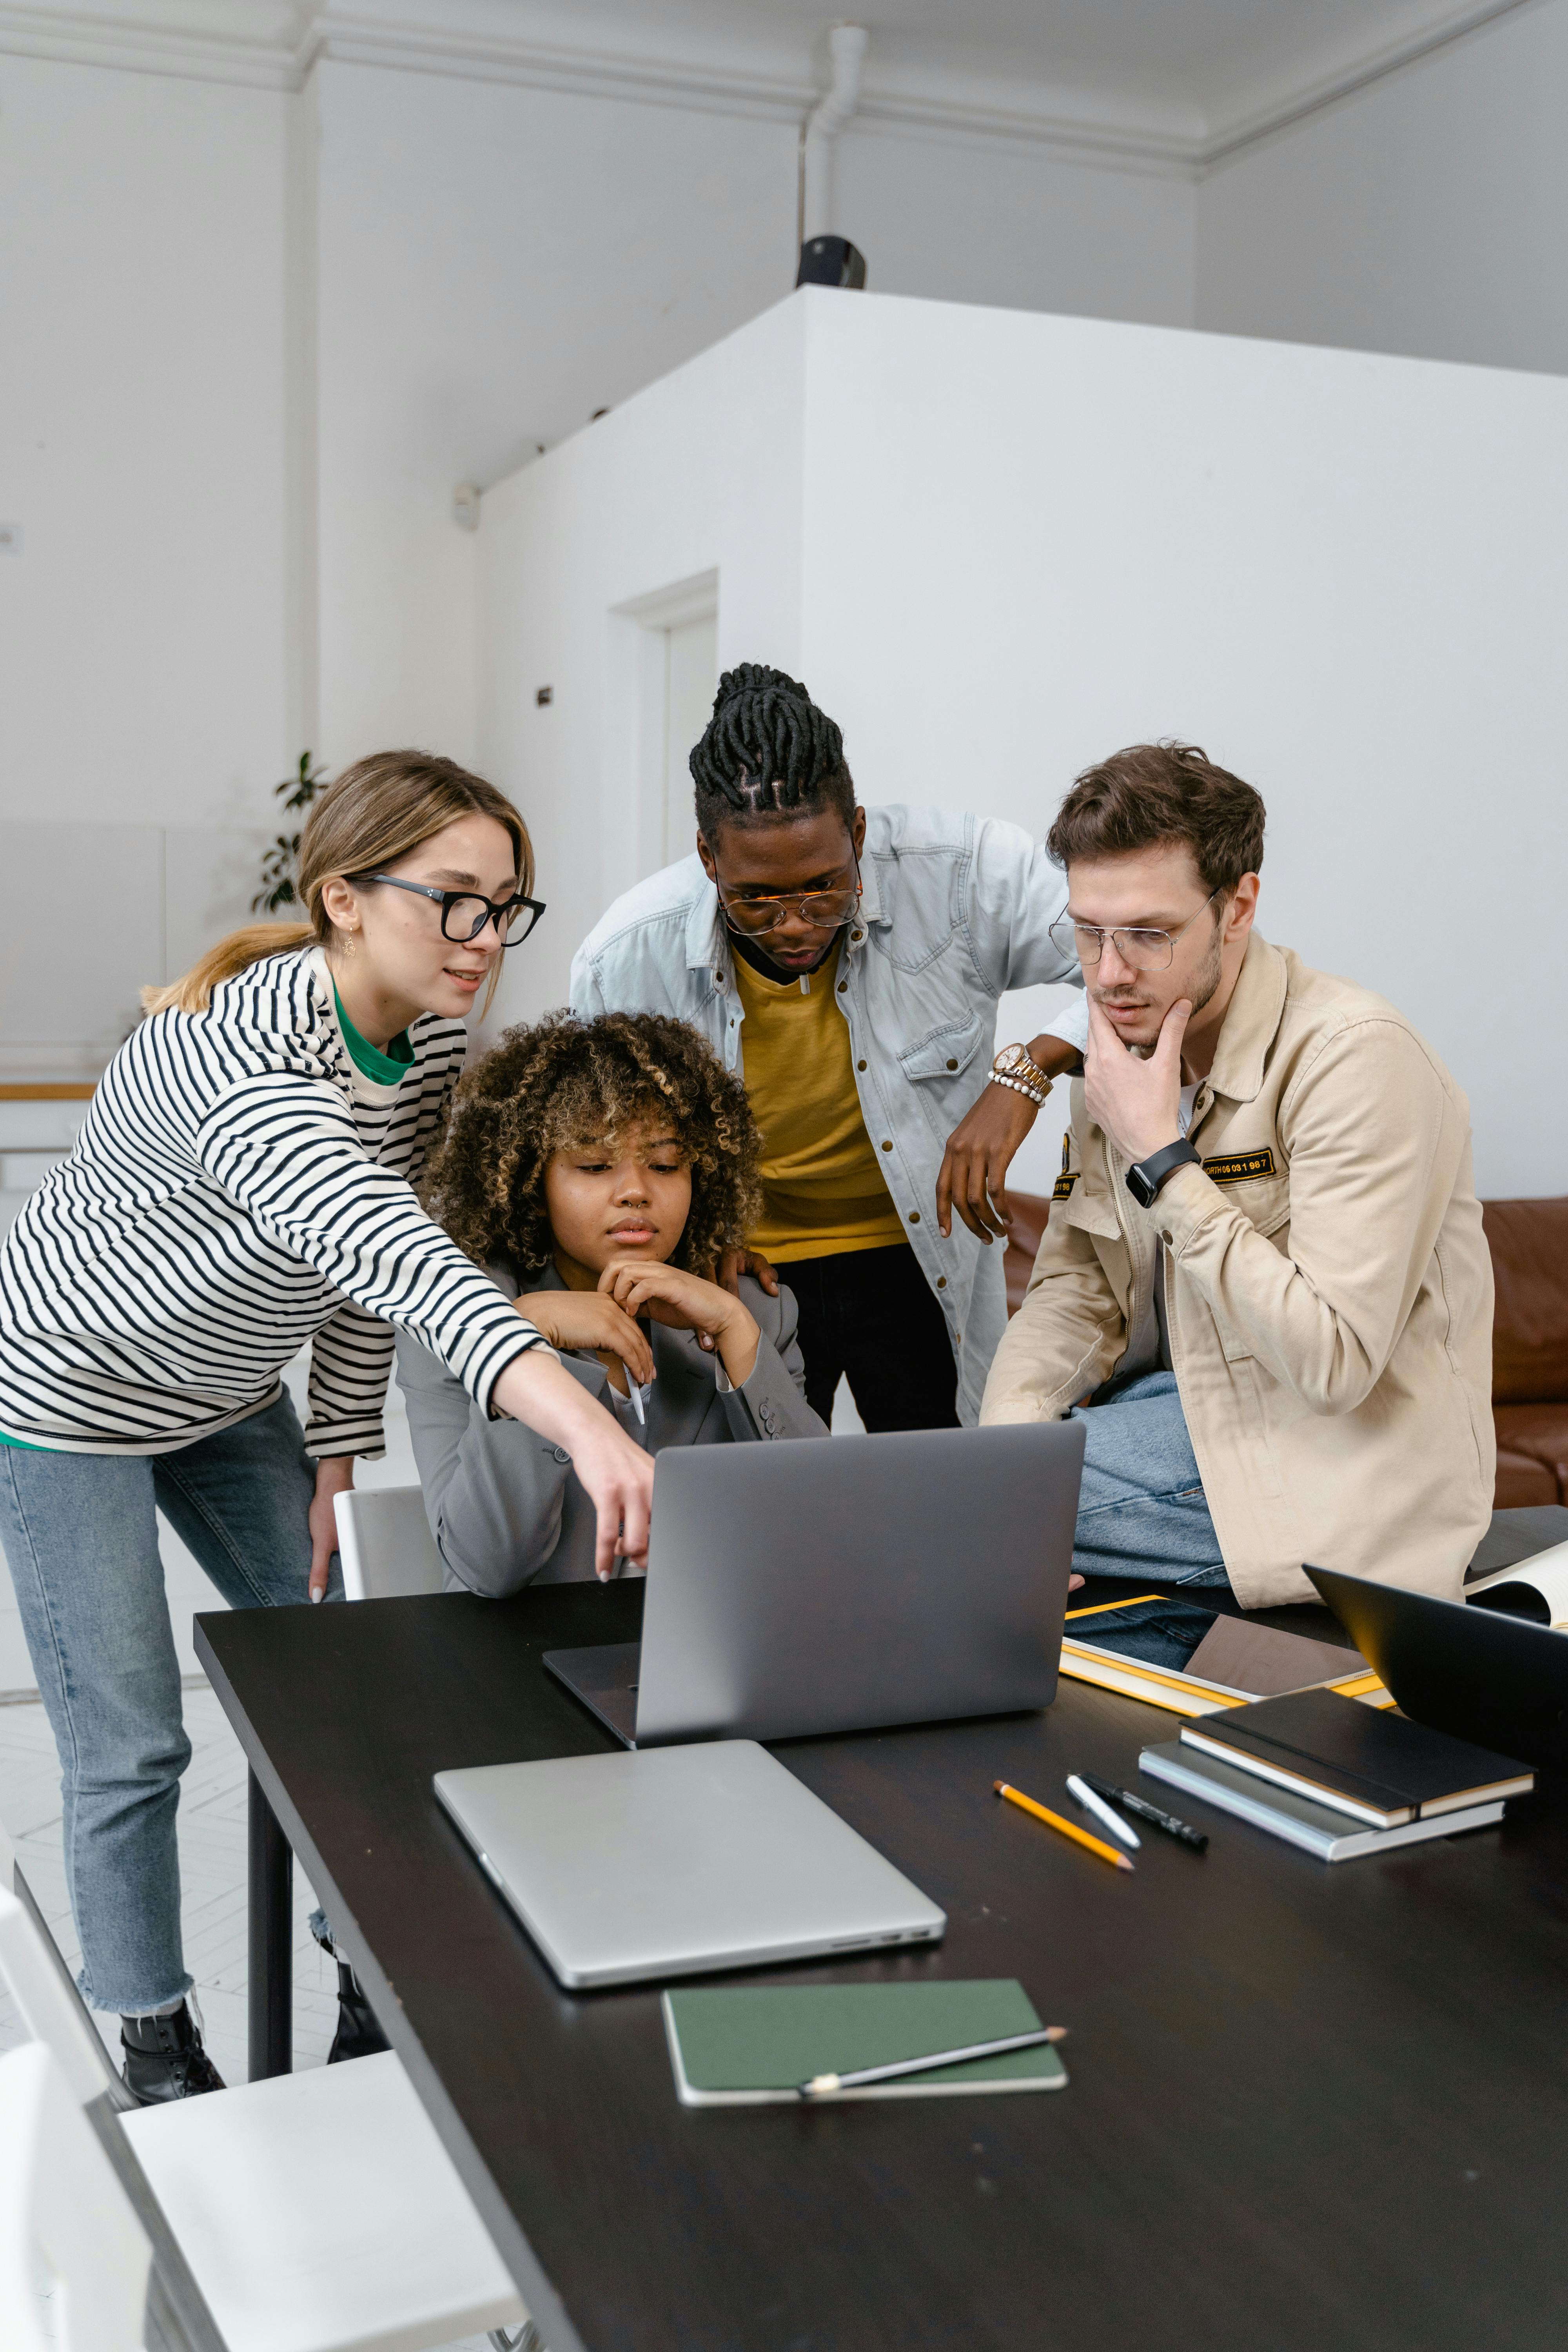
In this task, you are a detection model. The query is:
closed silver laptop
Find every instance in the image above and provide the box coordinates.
[545,1420,1085,1747]
[433,1740,946,1987]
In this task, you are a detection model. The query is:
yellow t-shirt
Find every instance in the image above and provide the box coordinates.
[732,943,908,1263]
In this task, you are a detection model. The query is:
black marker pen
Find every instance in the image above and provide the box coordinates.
[1082,1772,1208,1853]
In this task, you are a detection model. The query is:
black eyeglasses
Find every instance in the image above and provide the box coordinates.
[354,873,547,947]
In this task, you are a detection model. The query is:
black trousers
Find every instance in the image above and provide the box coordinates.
[780,1243,960,1433]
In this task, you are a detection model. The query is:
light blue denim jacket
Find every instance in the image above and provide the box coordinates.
[569,804,1088,1422]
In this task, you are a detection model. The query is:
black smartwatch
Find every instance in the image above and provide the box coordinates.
[1125,1138,1201,1208]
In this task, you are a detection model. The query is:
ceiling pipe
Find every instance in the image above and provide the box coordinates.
[799,24,869,245]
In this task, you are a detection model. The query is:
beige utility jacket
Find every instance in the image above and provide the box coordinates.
[982,936,1495,1607]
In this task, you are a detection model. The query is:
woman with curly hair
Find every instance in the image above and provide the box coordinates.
[399,1010,825,1594]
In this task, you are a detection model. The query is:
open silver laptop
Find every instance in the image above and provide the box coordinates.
[544,1420,1085,1747]
[433,1740,946,1987]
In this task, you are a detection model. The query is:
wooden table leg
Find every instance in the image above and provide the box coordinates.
[247,1768,292,2080]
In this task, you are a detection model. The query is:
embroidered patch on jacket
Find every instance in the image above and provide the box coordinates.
[1053,1173,1079,1200]
[1202,1148,1277,1184]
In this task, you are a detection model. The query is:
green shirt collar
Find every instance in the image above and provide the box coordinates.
[332,985,414,1086]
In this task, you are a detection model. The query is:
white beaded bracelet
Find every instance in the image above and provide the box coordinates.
[989,1071,1048,1108]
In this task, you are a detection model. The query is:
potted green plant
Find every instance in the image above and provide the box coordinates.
[253,754,330,913]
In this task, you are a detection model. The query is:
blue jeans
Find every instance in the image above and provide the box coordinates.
[1070,1369,1229,1588]
[0,1392,338,2014]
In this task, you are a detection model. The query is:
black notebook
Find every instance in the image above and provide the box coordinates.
[1180,1686,1533,1828]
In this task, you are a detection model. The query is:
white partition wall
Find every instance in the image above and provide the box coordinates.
[477,287,1568,1198]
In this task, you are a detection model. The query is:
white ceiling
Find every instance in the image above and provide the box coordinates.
[2,0,1537,154]
[506,0,1535,143]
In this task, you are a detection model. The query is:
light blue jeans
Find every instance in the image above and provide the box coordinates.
[1070,1368,1229,1588]
[0,1392,338,2014]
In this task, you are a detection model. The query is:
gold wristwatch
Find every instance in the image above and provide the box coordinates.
[989,1043,1053,1108]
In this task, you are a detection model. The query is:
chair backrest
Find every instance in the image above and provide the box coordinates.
[334,1485,444,1602]
[1483,1197,1568,1403]
[0,2042,151,2352]
[0,1890,120,2109]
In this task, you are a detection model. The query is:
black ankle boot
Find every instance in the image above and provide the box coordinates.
[328,1959,391,2064]
[120,2000,225,2104]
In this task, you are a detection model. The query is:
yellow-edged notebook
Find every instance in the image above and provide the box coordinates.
[1061,1593,1388,1717]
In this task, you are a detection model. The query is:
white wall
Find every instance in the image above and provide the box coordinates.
[311,62,804,769]
[0,56,294,1073]
[0,56,293,831]
[478,287,1568,1200]
[0,39,1201,1083]
[1196,0,1568,377]
[839,125,1194,330]
[312,64,1198,775]
[475,296,809,1024]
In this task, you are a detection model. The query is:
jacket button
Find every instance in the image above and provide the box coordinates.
[908,1210,920,1223]
[946,1058,958,1071]
[857,1058,867,1071]
[851,929,863,942]
[837,980,848,993]
[936,1276,947,1289]
[881,1139,892,1151]
[551,1445,571,1464]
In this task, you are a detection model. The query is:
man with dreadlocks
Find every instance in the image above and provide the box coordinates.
[570,664,1087,1430]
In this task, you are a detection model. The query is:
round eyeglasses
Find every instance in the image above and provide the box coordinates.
[1048,887,1221,973]
[714,857,862,938]
[355,873,547,947]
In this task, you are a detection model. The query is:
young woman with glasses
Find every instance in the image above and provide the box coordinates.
[570,664,1092,1433]
[0,750,655,2103]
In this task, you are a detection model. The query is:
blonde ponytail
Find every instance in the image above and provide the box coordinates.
[142,924,314,1016]
[145,751,532,1018]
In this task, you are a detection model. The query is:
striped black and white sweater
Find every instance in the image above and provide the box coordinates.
[0,948,544,1455]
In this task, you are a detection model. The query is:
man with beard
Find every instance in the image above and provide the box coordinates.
[981,742,1494,1607]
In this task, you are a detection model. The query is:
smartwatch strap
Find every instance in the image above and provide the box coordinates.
[1126,1138,1201,1207]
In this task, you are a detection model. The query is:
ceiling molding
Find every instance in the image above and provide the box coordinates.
[0,2,298,88]
[297,7,811,122]
[1196,0,1544,167]
[0,0,1545,174]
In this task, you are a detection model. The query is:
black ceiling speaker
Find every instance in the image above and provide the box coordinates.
[797,235,867,290]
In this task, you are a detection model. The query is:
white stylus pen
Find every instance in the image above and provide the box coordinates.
[1065,1773,1141,1850]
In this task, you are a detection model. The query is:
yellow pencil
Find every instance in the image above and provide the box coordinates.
[994,1779,1135,1871]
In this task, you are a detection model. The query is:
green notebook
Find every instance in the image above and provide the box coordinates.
[662,1978,1067,2107]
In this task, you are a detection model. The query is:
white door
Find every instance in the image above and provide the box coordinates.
[661,612,718,867]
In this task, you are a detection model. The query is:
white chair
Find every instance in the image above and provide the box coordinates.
[0,1888,530,2352]
[334,1485,444,1601]
[0,2041,151,2352]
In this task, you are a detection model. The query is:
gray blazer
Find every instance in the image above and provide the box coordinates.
[396,1260,826,1595]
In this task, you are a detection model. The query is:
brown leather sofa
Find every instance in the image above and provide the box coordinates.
[1002,1188,1568,1510]
[1485,1198,1568,1507]
[1002,1189,1052,1319]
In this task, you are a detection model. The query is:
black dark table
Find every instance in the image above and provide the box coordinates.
[195,1535,1568,2352]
